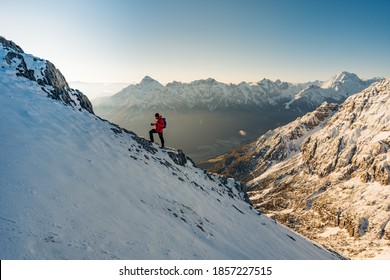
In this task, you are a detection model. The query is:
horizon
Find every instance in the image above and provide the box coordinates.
[70,70,381,86]
[1,0,390,85]
[69,70,382,99]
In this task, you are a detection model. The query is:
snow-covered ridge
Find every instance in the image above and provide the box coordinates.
[301,79,390,184]
[0,36,93,114]
[284,71,380,109]
[0,35,342,259]
[247,78,390,259]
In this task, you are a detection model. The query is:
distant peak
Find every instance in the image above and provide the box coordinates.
[139,76,163,87]
[332,71,360,81]
[205,78,217,83]
[191,78,219,86]
[258,78,275,85]
[141,76,157,83]
[321,71,361,89]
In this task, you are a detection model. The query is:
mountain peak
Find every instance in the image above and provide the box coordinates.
[321,71,361,89]
[334,71,360,81]
[190,78,218,86]
[140,75,162,84]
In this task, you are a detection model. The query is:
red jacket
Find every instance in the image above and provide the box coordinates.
[153,115,164,133]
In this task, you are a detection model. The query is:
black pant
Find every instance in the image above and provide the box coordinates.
[149,129,165,147]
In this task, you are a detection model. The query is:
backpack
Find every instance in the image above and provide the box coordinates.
[162,117,167,128]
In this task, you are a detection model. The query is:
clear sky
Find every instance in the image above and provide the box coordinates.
[1,0,389,84]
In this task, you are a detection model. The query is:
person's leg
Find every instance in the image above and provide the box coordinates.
[149,129,156,142]
[158,133,165,148]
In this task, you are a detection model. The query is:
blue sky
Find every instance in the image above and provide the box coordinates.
[1,0,389,84]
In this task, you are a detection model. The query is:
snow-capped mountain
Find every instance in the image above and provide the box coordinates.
[285,72,380,109]
[0,36,343,259]
[93,72,380,164]
[96,76,317,112]
[223,79,389,259]
[95,72,379,113]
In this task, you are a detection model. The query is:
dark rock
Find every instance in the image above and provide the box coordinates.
[167,149,188,166]
[0,36,24,53]
[1,36,94,114]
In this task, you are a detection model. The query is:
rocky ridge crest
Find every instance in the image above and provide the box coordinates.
[0,36,93,114]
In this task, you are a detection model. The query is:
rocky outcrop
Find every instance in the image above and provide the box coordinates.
[1,36,94,114]
[0,36,24,53]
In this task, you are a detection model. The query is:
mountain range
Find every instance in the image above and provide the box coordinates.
[0,36,343,259]
[94,72,379,111]
[93,72,381,163]
[208,78,390,259]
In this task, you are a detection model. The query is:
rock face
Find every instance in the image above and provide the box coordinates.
[0,36,93,114]
[245,79,390,259]
[300,82,390,185]
[0,36,24,53]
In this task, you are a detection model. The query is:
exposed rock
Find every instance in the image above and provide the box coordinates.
[167,149,188,166]
[5,52,36,81]
[1,36,94,114]
[0,36,24,53]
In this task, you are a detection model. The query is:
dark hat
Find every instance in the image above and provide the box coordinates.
[155,113,159,117]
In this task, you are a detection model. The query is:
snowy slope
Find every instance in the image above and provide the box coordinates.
[0,36,343,259]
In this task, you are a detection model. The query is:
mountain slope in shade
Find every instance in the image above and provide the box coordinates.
[0,36,343,260]
[207,102,339,181]
[247,79,390,259]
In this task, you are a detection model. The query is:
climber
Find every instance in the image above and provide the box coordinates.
[149,113,165,148]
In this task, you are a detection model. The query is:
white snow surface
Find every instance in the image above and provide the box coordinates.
[0,41,342,260]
